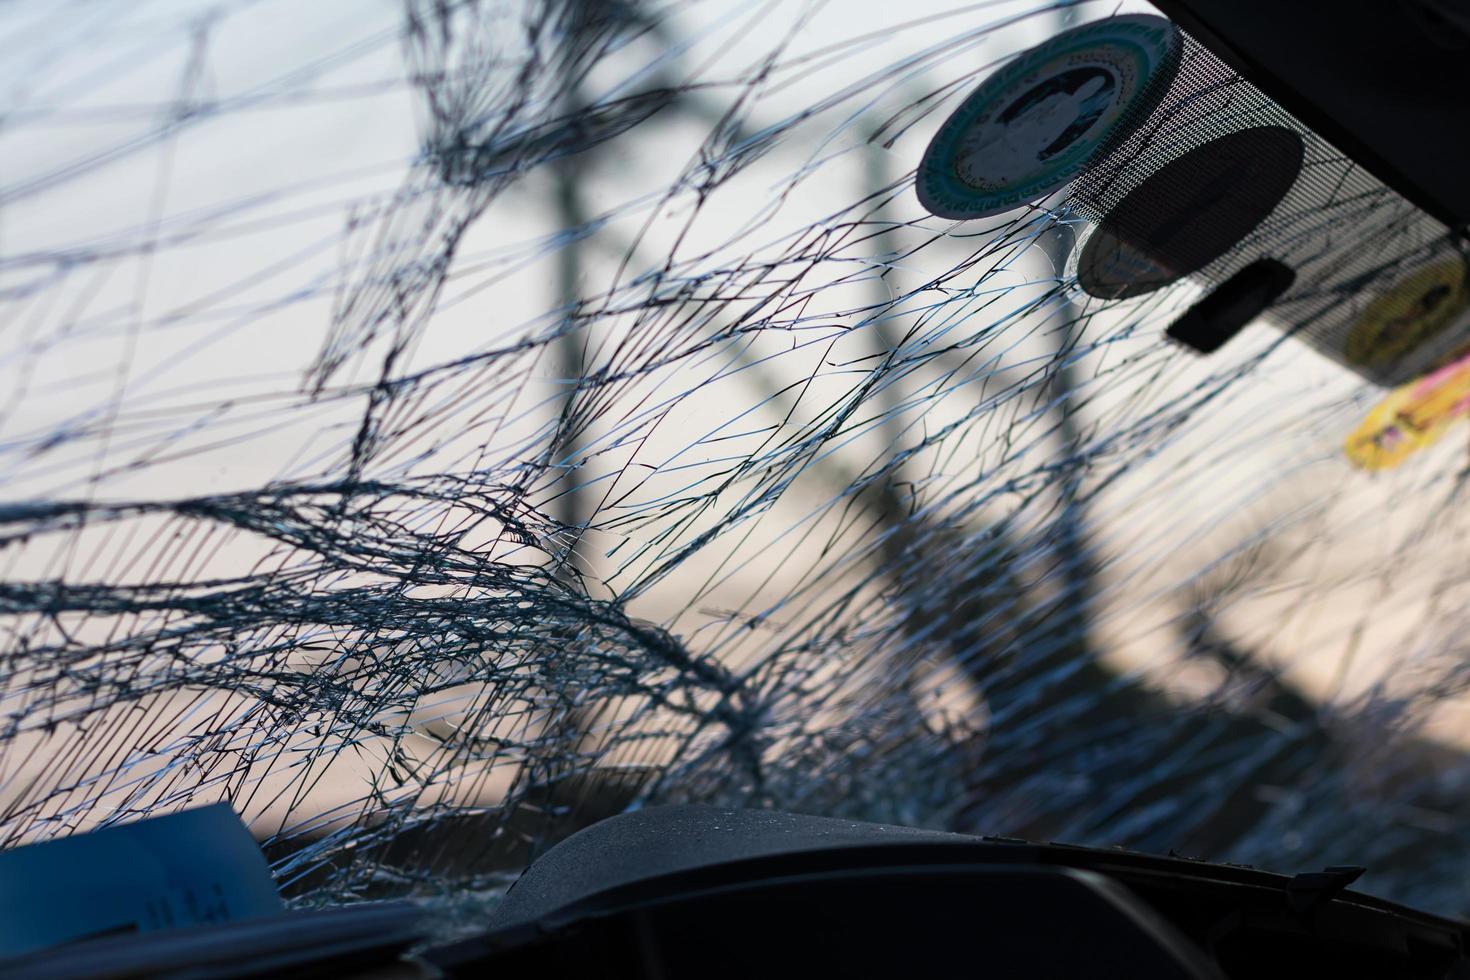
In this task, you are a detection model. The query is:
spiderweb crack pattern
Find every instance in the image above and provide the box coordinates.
[3,0,1470,931]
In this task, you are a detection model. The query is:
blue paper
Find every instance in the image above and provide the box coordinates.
[0,803,281,957]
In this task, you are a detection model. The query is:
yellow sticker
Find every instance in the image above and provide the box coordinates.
[1345,347,1470,470]
[1345,260,1470,368]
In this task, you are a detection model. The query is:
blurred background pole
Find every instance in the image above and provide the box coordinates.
[552,137,589,552]
[1042,1,1096,657]
[863,127,913,534]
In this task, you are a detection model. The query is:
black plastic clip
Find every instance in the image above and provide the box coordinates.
[1166,258,1296,355]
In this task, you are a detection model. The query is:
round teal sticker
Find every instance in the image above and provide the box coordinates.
[916,14,1181,220]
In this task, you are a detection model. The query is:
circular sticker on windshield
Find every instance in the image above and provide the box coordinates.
[1345,260,1470,368]
[916,14,1180,220]
[1345,345,1470,471]
[1076,126,1304,299]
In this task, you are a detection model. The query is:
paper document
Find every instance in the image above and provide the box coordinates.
[0,803,281,957]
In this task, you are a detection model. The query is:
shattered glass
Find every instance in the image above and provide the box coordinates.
[4,0,1470,937]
